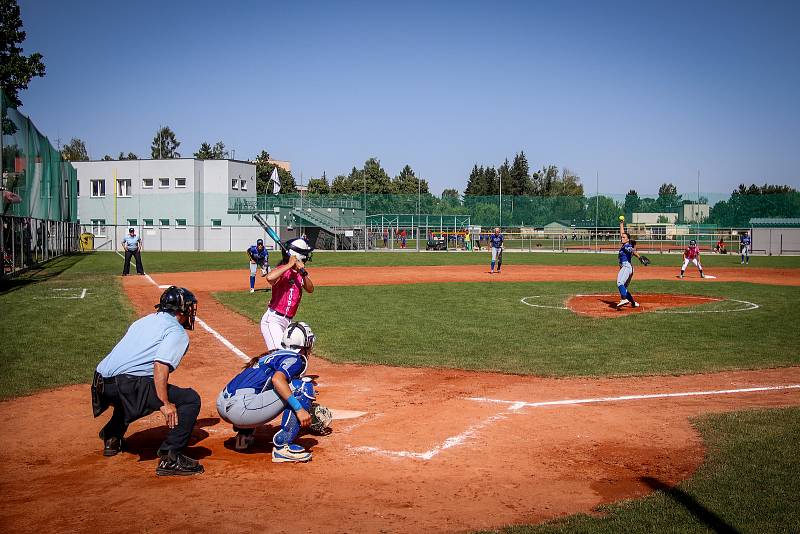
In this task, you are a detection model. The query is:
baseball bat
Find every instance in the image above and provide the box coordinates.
[253,214,307,276]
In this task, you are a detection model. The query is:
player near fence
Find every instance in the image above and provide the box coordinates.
[260,238,315,351]
[247,238,269,293]
[489,227,504,273]
[740,231,751,264]
[216,321,331,462]
[615,216,650,308]
[679,240,705,278]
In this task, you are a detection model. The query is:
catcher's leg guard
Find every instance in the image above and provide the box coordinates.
[272,379,315,448]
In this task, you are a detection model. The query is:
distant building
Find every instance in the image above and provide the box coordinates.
[681,203,709,223]
[268,159,291,172]
[750,218,800,256]
[632,212,679,224]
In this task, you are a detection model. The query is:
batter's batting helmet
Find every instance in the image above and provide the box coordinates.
[282,321,315,353]
[689,239,697,246]
[155,286,198,330]
[283,238,313,263]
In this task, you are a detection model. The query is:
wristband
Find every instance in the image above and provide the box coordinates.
[286,395,302,412]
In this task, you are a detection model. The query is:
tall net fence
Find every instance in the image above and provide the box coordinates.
[2,91,80,276]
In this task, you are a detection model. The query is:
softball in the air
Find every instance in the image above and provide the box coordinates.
[618,215,625,222]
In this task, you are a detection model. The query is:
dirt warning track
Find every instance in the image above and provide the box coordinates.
[1,267,799,534]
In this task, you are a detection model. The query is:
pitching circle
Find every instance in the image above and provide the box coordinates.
[520,294,759,314]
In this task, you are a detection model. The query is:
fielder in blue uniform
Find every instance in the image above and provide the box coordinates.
[91,286,203,476]
[247,239,270,293]
[217,322,317,463]
[740,232,751,264]
[488,227,504,273]
[615,217,646,308]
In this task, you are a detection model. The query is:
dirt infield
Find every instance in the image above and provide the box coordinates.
[567,293,721,318]
[1,266,799,533]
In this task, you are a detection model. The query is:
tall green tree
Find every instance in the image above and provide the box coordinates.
[118,151,138,160]
[61,138,89,161]
[102,154,113,161]
[498,158,512,195]
[151,126,181,159]
[623,189,641,216]
[553,168,584,196]
[253,149,296,194]
[655,182,681,212]
[464,165,484,196]
[0,0,45,109]
[307,175,330,194]
[393,164,429,194]
[194,141,228,160]
[509,151,531,195]
[194,142,214,159]
[362,158,393,194]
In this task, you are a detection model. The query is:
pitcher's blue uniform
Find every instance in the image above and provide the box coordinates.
[740,234,751,264]
[247,240,269,292]
[616,242,637,306]
[489,231,504,273]
[217,349,313,452]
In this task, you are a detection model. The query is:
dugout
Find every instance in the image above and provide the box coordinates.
[750,218,800,255]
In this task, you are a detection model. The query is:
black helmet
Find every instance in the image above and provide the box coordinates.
[256,238,264,246]
[155,286,198,330]
[689,239,697,246]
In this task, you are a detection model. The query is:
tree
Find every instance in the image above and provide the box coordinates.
[655,182,681,212]
[118,151,138,160]
[623,189,641,216]
[0,0,46,109]
[464,165,486,196]
[509,151,531,196]
[194,142,214,160]
[61,138,89,161]
[393,164,429,194]
[498,159,512,195]
[102,154,113,161]
[307,175,330,195]
[553,168,583,196]
[362,158,393,194]
[150,126,181,159]
[441,188,460,208]
[193,141,229,160]
[253,149,296,194]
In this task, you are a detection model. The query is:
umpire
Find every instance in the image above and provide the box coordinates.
[121,227,145,275]
[91,286,203,476]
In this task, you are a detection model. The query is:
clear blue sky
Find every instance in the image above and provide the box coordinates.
[16,0,800,196]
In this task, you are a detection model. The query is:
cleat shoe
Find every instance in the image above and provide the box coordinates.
[679,274,683,279]
[249,288,255,293]
[615,299,629,308]
[632,301,640,308]
[156,451,204,476]
[271,444,312,463]
[235,432,255,451]
[103,436,123,457]
[700,273,705,278]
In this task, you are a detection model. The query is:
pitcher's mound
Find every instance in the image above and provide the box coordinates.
[567,293,721,318]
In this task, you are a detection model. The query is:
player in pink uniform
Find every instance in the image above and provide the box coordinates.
[260,238,315,350]
[679,239,705,278]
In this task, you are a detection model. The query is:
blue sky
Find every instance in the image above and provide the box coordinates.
[16,0,800,196]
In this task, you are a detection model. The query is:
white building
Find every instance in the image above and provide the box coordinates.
[73,158,276,251]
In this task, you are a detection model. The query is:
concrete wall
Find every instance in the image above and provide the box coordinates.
[752,227,800,255]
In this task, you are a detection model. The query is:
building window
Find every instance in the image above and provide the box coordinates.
[143,218,154,228]
[91,219,106,237]
[127,219,137,227]
[142,178,154,188]
[231,179,239,190]
[159,177,170,188]
[159,218,170,227]
[117,179,132,197]
[176,218,187,228]
[240,179,247,191]
[175,177,187,188]
[211,219,222,228]
[90,179,105,197]
[77,180,80,197]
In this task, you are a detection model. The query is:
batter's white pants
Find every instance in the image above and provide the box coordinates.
[260,309,290,351]
[681,258,702,271]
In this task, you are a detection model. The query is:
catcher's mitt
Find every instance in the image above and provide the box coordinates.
[309,403,332,435]
[639,255,651,266]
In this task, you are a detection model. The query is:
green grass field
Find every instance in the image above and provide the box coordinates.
[1,251,798,531]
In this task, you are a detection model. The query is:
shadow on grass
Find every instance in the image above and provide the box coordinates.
[641,476,740,534]
[0,254,91,295]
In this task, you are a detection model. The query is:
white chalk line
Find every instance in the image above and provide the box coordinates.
[468,384,800,409]
[520,294,759,314]
[353,412,510,460]
[34,288,88,299]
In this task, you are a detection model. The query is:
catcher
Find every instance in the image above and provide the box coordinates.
[215,321,332,463]
[246,238,270,293]
[615,216,650,308]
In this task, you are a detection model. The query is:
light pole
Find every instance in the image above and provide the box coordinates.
[416,176,421,252]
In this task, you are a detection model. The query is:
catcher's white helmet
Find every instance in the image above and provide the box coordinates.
[281,321,315,353]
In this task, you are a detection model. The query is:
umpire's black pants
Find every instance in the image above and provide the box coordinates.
[122,249,144,275]
[99,376,200,454]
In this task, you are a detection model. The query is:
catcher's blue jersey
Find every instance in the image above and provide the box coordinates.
[618,243,634,265]
[224,349,306,395]
[489,234,504,248]
[247,245,268,264]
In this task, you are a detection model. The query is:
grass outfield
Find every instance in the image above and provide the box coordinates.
[216,280,800,376]
[63,250,800,272]
[483,407,800,534]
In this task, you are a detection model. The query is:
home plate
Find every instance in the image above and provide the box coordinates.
[330,409,367,420]
[158,284,172,288]
[704,275,717,279]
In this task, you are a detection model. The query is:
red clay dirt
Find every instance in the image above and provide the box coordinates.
[567,293,721,318]
[1,266,799,534]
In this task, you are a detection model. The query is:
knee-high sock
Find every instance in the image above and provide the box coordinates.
[618,284,627,299]
[625,290,635,304]
[250,275,255,289]
[490,260,495,271]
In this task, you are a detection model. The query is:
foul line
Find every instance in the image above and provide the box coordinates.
[468,384,800,410]
[141,273,249,362]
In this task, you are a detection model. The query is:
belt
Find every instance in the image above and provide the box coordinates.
[268,308,294,319]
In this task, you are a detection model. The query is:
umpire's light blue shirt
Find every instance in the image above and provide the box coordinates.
[122,234,141,251]
[96,313,189,378]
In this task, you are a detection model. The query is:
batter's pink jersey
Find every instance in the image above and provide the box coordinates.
[684,246,700,260]
[268,269,305,318]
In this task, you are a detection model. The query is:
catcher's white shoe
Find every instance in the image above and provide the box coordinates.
[235,432,255,450]
[272,444,312,463]
[615,299,629,308]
